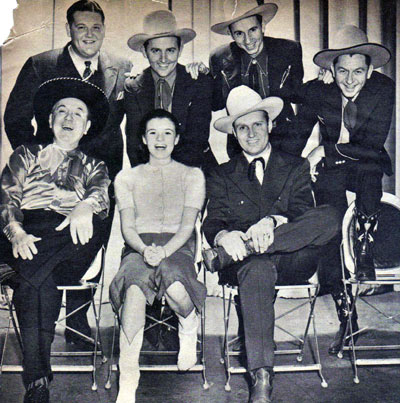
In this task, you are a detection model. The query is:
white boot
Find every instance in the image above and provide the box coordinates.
[176,309,198,371]
[116,327,144,403]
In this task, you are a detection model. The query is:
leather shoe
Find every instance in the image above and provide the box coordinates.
[249,367,273,403]
[24,384,49,403]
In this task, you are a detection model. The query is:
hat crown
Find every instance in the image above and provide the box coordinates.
[223,0,260,20]
[330,25,369,50]
[226,85,262,116]
[143,10,178,36]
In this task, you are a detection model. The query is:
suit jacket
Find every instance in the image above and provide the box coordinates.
[203,149,314,245]
[124,64,213,168]
[209,36,304,155]
[4,43,131,180]
[291,71,395,175]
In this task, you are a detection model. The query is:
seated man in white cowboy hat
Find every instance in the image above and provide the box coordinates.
[209,1,304,157]
[124,9,216,174]
[289,25,395,354]
[0,77,110,402]
[202,85,340,403]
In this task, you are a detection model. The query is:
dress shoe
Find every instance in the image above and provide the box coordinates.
[249,367,273,403]
[24,384,49,403]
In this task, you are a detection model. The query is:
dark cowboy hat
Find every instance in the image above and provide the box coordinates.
[33,77,109,137]
[313,25,391,69]
[128,10,196,52]
[211,2,278,36]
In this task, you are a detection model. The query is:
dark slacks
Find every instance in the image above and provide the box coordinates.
[1,210,105,384]
[313,161,383,294]
[223,205,340,371]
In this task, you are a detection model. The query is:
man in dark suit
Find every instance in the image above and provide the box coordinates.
[202,86,340,402]
[291,25,395,354]
[4,0,131,345]
[209,1,303,157]
[124,10,215,172]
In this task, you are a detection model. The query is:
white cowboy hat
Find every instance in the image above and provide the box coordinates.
[127,10,196,52]
[313,25,391,69]
[211,1,278,36]
[214,85,283,134]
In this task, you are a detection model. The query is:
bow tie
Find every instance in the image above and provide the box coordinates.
[248,157,265,182]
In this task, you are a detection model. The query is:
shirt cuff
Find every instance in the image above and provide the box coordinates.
[3,221,25,242]
[270,215,288,227]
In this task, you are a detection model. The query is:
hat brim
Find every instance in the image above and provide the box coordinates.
[128,28,196,52]
[211,4,278,36]
[214,96,284,134]
[33,77,109,138]
[314,43,391,69]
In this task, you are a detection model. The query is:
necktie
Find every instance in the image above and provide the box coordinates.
[83,61,92,80]
[248,157,265,184]
[157,78,172,110]
[343,99,357,131]
[248,61,260,95]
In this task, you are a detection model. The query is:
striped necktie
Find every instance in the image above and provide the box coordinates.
[83,61,92,80]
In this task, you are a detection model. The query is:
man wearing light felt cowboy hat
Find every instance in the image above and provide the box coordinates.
[289,25,395,353]
[202,85,340,402]
[0,77,110,402]
[124,9,216,173]
[208,1,304,158]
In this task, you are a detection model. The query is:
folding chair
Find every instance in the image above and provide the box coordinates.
[339,192,400,383]
[105,219,210,391]
[0,245,107,391]
[219,273,327,392]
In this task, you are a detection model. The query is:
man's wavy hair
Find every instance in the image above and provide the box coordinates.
[67,0,105,26]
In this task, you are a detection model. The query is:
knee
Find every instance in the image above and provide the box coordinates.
[165,281,188,301]
[237,256,277,285]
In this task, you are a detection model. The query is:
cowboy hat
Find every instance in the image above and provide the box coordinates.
[128,10,196,52]
[33,77,109,137]
[214,85,283,134]
[211,1,278,36]
[313,25,391,69]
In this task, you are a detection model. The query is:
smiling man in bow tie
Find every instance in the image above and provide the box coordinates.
[202,85,339,403]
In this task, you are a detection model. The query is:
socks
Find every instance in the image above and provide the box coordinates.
[176,309,198,371]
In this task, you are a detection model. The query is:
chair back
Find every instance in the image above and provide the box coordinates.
[342,192,400,279]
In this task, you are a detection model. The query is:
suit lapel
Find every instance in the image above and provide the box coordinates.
[135,68,155,114]
[56,45,81,77]
[98,51,118,98]
[225,154,261,206]
[261,150,292,213]
[352,81,378,134]
[172,65,191,118]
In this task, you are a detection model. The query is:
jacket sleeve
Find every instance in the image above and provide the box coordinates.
[209,51,226,112]
[202,167,230,245]
[4,57,41,149]
[286,160,315,220]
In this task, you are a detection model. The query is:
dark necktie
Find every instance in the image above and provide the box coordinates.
[248,157,265,183]
[83,61,92,80]
[157,78,172,110]
[248,61,260,95]
[343,99,357,131]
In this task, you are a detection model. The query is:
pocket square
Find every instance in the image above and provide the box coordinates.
[317,115,325,125]
[117,91,124,101]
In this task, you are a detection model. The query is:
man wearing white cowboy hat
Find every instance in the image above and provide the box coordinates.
[0,77,110,402]
[202,85,340,402]
[208,1,304,158]
[124,9,216,173]
[290,25,395,354]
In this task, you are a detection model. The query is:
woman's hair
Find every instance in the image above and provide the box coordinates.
[139,108,181,137]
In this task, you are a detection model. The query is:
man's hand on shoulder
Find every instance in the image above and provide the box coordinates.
[11,228,41,260]
[246,217,275,254]
[218,230,248,262]
[185,61,210,80]
[55,201,94,245]
[317,68,334,84]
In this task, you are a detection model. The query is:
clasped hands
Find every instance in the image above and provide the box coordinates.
[218,217,275,262]
[143,244,166,267]
[11,201,94,260]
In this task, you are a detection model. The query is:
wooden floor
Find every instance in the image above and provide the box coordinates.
[1,292,400,403]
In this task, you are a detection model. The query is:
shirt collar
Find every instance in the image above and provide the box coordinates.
[68,45,99,78]
[243,143,272,167]
[151,68,177,89]
[242,44,268,77]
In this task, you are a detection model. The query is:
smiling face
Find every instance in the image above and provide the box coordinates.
[233,110,269,156]
[229,15,264,57]
[332,54,373,99]
[49,97,91,150]
[143,117,179,163]
[142,36,182,77]
[66,11,105,58]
